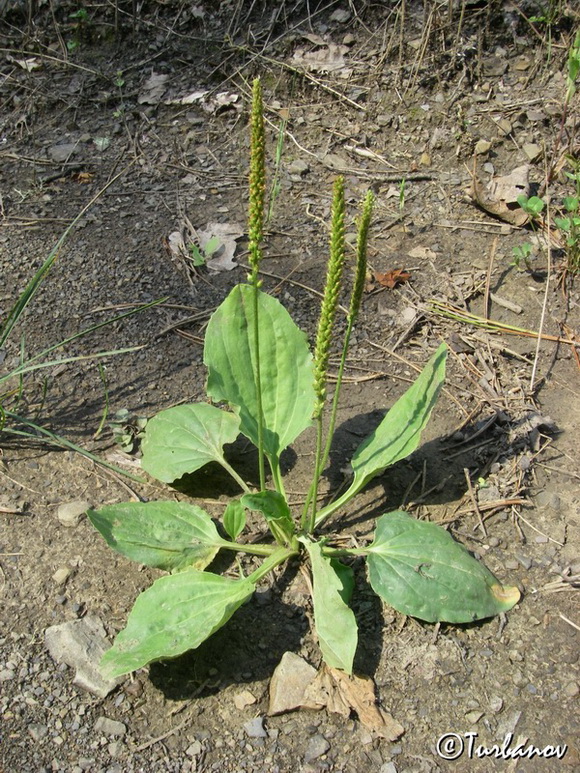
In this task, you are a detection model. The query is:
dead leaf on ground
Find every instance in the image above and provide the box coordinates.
[196,222,243,272]
[408,246,436,260]
[374,268,412,288]
[292,43,350,73]
[471,163,530,226]
[138,72,169,105]
[302,665,405,741]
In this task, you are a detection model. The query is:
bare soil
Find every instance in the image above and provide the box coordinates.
[1,2,579,771]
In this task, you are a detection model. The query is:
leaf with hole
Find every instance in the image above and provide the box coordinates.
[366,510,520,623]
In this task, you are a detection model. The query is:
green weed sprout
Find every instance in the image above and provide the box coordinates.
[88,80,520,681]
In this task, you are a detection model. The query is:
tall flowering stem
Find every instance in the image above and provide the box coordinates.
[248,78,267,490]
[319,190,374,474]
[302,177,346,532]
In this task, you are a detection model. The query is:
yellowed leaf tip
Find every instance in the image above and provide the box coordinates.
[492,584,521,607]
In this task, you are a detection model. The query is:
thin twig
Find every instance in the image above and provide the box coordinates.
[530,198,552,391]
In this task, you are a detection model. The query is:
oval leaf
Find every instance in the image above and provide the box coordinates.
[88,501,225,572]
[352,343,446,489]
[223,499,246,541]
[316,344,446,524]
[241,490,295,543]
[204,285,315,461]
[305,540,358,674]
[366,510,520,623]
[101,570,255,678]
[141,403,240,483]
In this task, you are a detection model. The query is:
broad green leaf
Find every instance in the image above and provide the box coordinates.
[141,403,240,483]
[223,500,246,541]
[305,540,358,674]
[88,501,225,572]
[241,490,295,543]
[101,570,255,678]
[317,344,446,524]
[204,285,315,462]
[366,511,520,623]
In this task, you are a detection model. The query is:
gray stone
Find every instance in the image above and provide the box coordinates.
[478,485,500,503]
[522,143,542,162]
[243,716,267,738]
[28,723,48,741]
[475,139,492,155]
[57,500,89,527]
[107,740,124,757]
[45,616,122,698]
[268,652,317,715]
[304,733,330,762]
[380,765,398,773]
[186,741,202,757]
[563,681,579,698]
[0,669,15,681]
[287,159,309,176]
[95,716,127,737]
[49,143,77,163]
[515,553,532,570]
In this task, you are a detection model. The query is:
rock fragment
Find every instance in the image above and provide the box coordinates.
[57,500,89,527]
[45,616,122,698]
[268,652,317,715]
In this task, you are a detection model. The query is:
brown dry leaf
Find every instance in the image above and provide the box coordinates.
[302,666,404,741]
[374,268,412,288]
[471,164,530,226]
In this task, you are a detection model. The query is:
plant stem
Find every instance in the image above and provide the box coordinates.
[218,540,278,557]
[219,459,251,494]
[252,286,266,492]
[269,456,287,499]
[246,546,296,584]
[320,545,369,558]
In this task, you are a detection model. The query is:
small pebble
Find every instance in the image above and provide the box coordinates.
[52,567,72,586]
[243,717,267,738]
[57,500,90,528]
[304,733,330,763]
[186,741,202,757]
[563,682,579,698]
[475,139,492,155]
[94,717,127,737]
[28,723,49,741]
[489,696,503,713]
[515,553,532,570]
[234,690,257,710]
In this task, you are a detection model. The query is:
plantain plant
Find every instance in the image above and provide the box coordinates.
[89,80,520,680]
